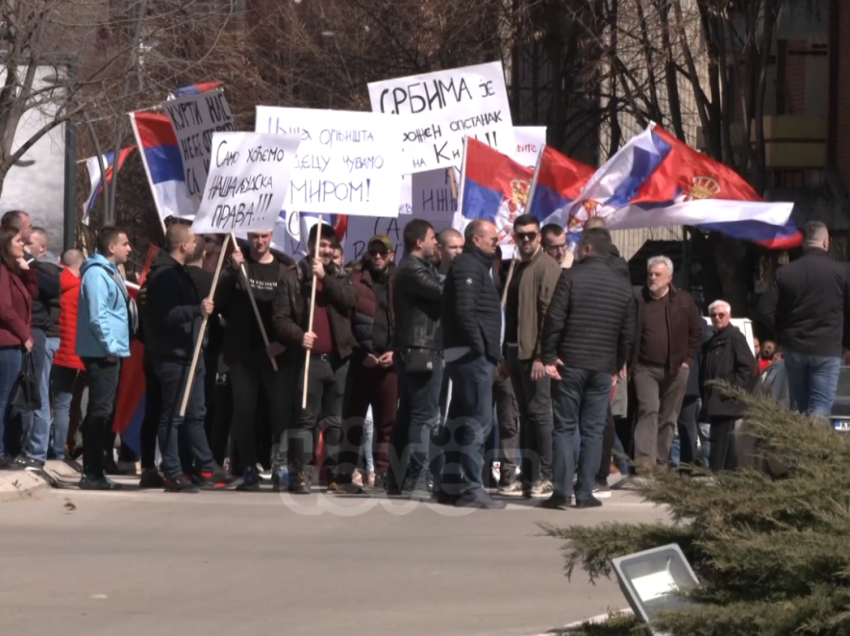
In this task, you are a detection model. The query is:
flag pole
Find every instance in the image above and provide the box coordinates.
[230,233,278,372]
[456,138,469,218]
[179,233,231,417]
[501,146,544,308]
[301,216,323,409]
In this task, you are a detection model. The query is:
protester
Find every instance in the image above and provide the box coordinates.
[18,227,61,469]
[540,228,635,509]
[436,228,463,275]
[342,235,397,491]
[629,255,701,476]
[502,214,561,497]
[75,226,134,490]
[440,219,504,509]
[1,210,34,255]
[29,227,60,264]
[582,217,629,278]
[144,224,224,492]
[0,226,36,470]
[273,223,356,494]
[52,249,86,461]
[217,231,294,490]
[389,220,444,497]
[757,221,850,417]
[541,223,573,268]
[758,340,777,372]
[699,300,757,471]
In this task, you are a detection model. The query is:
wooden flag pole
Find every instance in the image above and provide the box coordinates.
[500,256,518,308]
[179,233,231,417]
[230,233,278,372]
[301,216,324,409]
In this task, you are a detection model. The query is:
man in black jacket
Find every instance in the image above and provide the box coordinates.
[757,220,850,417]
[441,219,504,509]
[699,300,756,471]
[272,223,356,495]
[387,219,443,497]
[145,224,220,493]
[540,228,635,509]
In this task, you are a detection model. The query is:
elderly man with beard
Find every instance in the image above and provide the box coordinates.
[699,300,757,472]
[340,235,398,492]
[273,223,356,494]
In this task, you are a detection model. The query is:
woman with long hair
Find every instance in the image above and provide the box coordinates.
[0,225,37,469]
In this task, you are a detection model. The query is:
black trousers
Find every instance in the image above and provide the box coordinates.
[491,368,519,485]
[595,406,616,484]
[287,355,348,476]
[80,357,121,479]
[140,358,161,470]
[229,357,292,469]
[709,416,738,472]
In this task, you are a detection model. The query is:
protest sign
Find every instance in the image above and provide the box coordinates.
[191,132,301,234]
[368,62,514,173]
[162,90,236,202]
[514,126,547,169]
[255,106,402,217]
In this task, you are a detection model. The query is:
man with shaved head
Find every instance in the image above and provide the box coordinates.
[440,219,505,509]
[758,220,850,417]
[437,228,463,274]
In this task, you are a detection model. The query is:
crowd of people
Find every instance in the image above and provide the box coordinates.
[0,207,846,509]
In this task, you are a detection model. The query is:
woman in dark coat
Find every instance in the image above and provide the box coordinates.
[699,300,757,472]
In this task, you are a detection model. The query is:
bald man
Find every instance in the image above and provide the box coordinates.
[437,228,463,275]
[440,219,505,509]
[758,220,850,417]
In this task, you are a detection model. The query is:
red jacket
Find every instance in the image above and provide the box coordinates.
[0,262,36,347]
[54,267,84,370]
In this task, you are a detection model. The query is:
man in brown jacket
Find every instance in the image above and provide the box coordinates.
[272,223,356,494]
[503,214,562,497]
[629,255,702,474]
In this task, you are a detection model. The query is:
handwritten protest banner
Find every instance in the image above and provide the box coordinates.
[191,132,301,234]
[255,106,402,217]
[162,90,236,202]
[368,62,514,174]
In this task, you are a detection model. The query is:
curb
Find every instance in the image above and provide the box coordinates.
[549,609,633,634]
[0,470,50,503]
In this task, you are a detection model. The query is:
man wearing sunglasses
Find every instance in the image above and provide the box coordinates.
[502,214,561,498]
[440,219,504,508]
[341,235,398,492]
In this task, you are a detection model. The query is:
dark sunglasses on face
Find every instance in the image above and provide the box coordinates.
[369,249,388,258]
[710,312,727,318]
[515,231,538,242]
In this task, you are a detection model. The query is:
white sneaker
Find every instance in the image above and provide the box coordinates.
[497,481,523,495]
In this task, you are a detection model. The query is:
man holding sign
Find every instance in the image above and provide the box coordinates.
[272,223,356,495]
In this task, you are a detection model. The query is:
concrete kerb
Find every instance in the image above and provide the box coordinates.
[0,469,49,502]
[540,609,633,634]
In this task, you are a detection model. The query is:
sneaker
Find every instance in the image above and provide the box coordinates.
[20,456,45,471]
[237,466,261,491]
[288,468,311,495]
[497,481,523,495]
[593,481,612,499]
[531,478,553,496]
[365,470,376,489]
[575,496,603,509]
[79,474,123,490]
[539,495,570,510]
[272,465,289,492]
[164,474,200,493]
[197,468,231,490]
[325,481,345,494]
[3,456,28,471]
[139,468,165,489]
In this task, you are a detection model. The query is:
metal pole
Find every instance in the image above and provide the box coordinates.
[63,61,78,251]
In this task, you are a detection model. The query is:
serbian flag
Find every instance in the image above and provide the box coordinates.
[170,80,223,99]
[454,137,534,256]
[129,110,196,222]
[527,145,594,234]
[299,212,348,249]
[569,123,798,249]
[81,146,135,225]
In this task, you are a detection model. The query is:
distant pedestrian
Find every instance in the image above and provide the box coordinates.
[757,221,850,417]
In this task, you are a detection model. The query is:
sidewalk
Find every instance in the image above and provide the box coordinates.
[0,460,83,502]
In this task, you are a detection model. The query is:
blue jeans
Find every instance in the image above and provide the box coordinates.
[0,346,23,457]
[153,357,215,479]
[783,350,841,417]
[50,365,79,460]
[441,354,494,496]
[21,330,60,462]
[551,367,612,501]
[391,352,444,492]
[358,410,374,473]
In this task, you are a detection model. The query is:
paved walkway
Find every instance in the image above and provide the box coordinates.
[0,483,668,636]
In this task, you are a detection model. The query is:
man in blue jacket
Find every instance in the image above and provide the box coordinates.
[75,226,133,489]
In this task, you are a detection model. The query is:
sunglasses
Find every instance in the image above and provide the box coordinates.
[710,312,727,318]
[369,249,389,258]
[515,231,538,242]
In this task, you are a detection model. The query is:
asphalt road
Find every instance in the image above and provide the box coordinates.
[0,486,667,636]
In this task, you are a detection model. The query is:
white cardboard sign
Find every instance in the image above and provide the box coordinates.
[191,132,301,233]
[368,61,515,173]
[255,106,402,218]
[162,90,236,202]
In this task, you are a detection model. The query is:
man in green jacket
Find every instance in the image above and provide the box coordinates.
[503,214,562,497]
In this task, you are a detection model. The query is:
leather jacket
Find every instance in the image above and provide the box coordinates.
[393,253,443,351]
